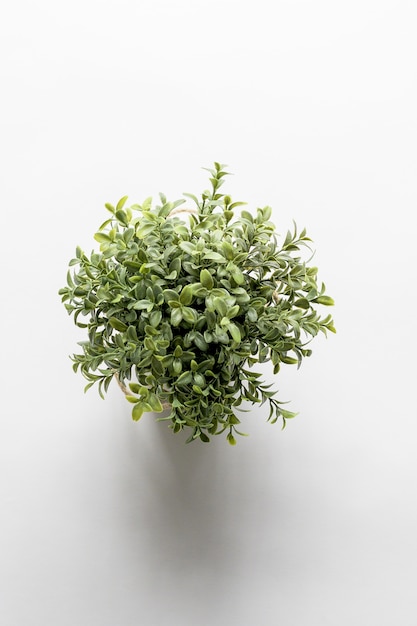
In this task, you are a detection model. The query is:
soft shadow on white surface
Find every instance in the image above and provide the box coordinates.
[113,406,292,583]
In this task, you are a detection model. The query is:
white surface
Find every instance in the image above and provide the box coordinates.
[1,1,416,624]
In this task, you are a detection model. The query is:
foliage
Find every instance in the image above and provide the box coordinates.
[59,163,335,444]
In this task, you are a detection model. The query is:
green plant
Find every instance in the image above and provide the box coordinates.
[59,163,335,444]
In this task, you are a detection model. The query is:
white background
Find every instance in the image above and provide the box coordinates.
[1,1,416,624]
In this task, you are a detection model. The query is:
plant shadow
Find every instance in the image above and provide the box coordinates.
[116,408,265,584]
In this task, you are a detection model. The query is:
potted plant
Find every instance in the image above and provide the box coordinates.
[59,163,335,444]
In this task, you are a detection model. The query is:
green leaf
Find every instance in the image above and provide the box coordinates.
[228,304,240,319]
[148,393,163,413]
[193,332,208,351]
[182,307,198,324]
[179,241,195,255]
[142,196,152,210]
[229,201,247,210]
[228,322,241,343]
[213,297,228,317]
[227,432,237,446]
[280,355,298,365]
[221,241,234,260]
[115,210,129,225]
[163,289,180,302]
[231,269,245,285]
[132,403,144,421]
[179,285,193,305]
[200,268,214,290]
[171,308,183,326]
[241,210,253,223]
[109,317,127,331]
[176,371,193,386]
[126,395,140,403]
[183,192,200,206]
[203,251,226,263]
[94,232,112,243]
[149,310,162,327]
[136,222,156,238]
[83,382,95,393]
[314,296,335,306]
[294,298,310,309]
[133,300,152,310]
[262,205,272,221]
[116,195,128,211]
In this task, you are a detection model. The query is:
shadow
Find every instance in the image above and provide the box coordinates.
[107,400,294,621]
[150,419,232,557]
[114,409,264,583]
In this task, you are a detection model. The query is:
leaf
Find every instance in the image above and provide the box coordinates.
[227,433,237,446]
[83,382,95,393]
[94,232,112,243]
[228,305,240,319]
[314,296,335,306]
[231,269,245,285]
[203,251,226,263]
[144,337,156,351]
[280,355,298,365]
[228,322,241,343]
[176,371,193,386]
[133,300,152,310]
[142,197,152,210]
[136,222,156,238]
[241,210,253,223]
[229,201,247,210]
[116,195,128,211]
[148,393,163,413]
[149,310,162,327]
[179,285,193,305]
[194,332,208,351]
[109,317,127,331]
[221,241,234,260]
[179,241,195,255]
[183,192,200,206]
[280,409,298,419]
[171,307,183,326]
[126,395,140,404]
[163,289,180,302]
[115,209,129,225]
[98,218,113,230]
[182,307,198,324]
[262,206,272,221]
[200,268,214,290]
[132,403,144,421]
[213,297,228,317]
[294,298,310,309]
